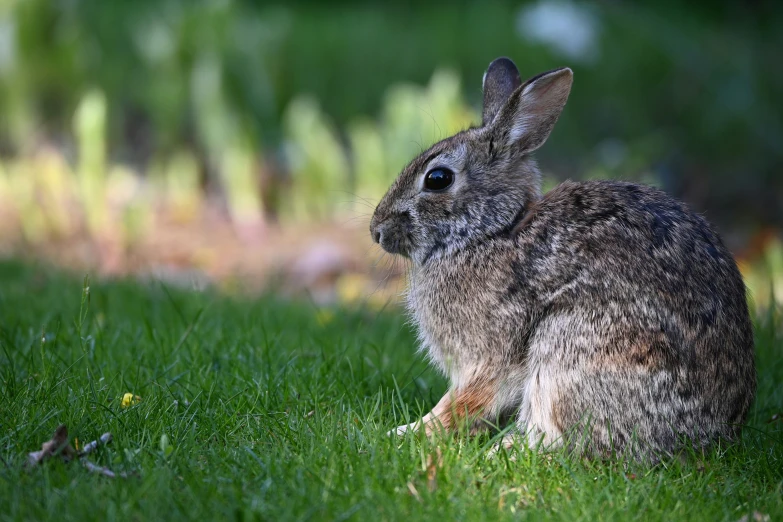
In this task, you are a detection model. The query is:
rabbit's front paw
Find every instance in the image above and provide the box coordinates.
[487,433,520,460]
[387,422,417,437]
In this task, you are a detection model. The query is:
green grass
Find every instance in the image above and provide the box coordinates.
[0,259,781,521]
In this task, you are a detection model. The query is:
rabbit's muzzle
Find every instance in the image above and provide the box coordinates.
[370,211,414,257]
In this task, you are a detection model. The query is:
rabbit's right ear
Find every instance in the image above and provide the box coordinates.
[487,66,573,154]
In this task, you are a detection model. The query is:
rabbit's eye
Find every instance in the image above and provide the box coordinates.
[424,168,454,192]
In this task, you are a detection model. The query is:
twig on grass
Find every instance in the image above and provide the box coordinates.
[82,459,129,478]
[79,432,112,457]
[26,424,127,478]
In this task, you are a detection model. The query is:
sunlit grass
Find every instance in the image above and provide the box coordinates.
[0,259,780,521]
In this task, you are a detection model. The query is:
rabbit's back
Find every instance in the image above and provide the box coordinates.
[515,180,755,456]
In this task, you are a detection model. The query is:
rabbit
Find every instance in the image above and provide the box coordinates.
[369,57,756,460]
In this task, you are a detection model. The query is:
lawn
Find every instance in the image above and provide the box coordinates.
[0,259,781,521]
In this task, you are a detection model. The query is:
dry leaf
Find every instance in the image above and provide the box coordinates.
[26,425,74,467]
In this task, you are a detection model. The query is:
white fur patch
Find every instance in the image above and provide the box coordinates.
[508,118,530,143]
[520,363,564,448]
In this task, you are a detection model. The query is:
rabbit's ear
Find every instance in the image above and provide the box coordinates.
[493,67,573,154]
[482,57,522,126]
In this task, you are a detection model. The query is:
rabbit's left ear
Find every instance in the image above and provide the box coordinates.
[491,67,573,154]
[482,57,522,126]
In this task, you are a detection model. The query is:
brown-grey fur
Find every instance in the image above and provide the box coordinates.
[370,57,756,460]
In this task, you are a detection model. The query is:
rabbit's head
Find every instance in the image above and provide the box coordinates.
[370,58,572,265]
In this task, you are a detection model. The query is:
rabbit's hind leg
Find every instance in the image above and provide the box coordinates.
[517,363,568,451]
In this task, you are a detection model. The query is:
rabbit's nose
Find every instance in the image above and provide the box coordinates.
[372,224,383,244]
[371,219,387,245]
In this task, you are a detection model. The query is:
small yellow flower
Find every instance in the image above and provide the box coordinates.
[121,393,142,408]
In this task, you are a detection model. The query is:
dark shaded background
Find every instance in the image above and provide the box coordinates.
[0,0,781,299]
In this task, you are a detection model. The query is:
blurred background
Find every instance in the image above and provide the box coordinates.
[0,0,781,309]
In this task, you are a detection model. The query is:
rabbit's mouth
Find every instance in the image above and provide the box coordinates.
[370,212,415,257]
[380,237,411,257]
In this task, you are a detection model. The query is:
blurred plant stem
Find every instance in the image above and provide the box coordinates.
[192,54,264,233]
[348,118,385,211]
[5,160,46,242]
[161,150,203,224]
[36,148,76,237]
[220,142,264,234]
[106,165,151,249]
[74,90,109,240]
[282,96,348,222]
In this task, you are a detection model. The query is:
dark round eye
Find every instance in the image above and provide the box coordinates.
[424,168,454,192]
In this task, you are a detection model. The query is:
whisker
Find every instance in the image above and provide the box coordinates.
[330,190,379,208]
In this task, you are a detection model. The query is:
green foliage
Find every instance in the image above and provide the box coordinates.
[157,150,204,224]
[0,261,781,520]
[0,151,77,243]
[283,96,348,221]
[373,69,476,191]
[219,142,264,229]
[0,1,780,233]
[74,90,109,238]
[106,164,152,248]
[282,68,476,221]
[190,53,265,228]
[0,101,156,250]
[743,237,783,311]
[0,65,476,240]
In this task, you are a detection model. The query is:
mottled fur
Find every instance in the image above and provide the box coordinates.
[370,57,755,460]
